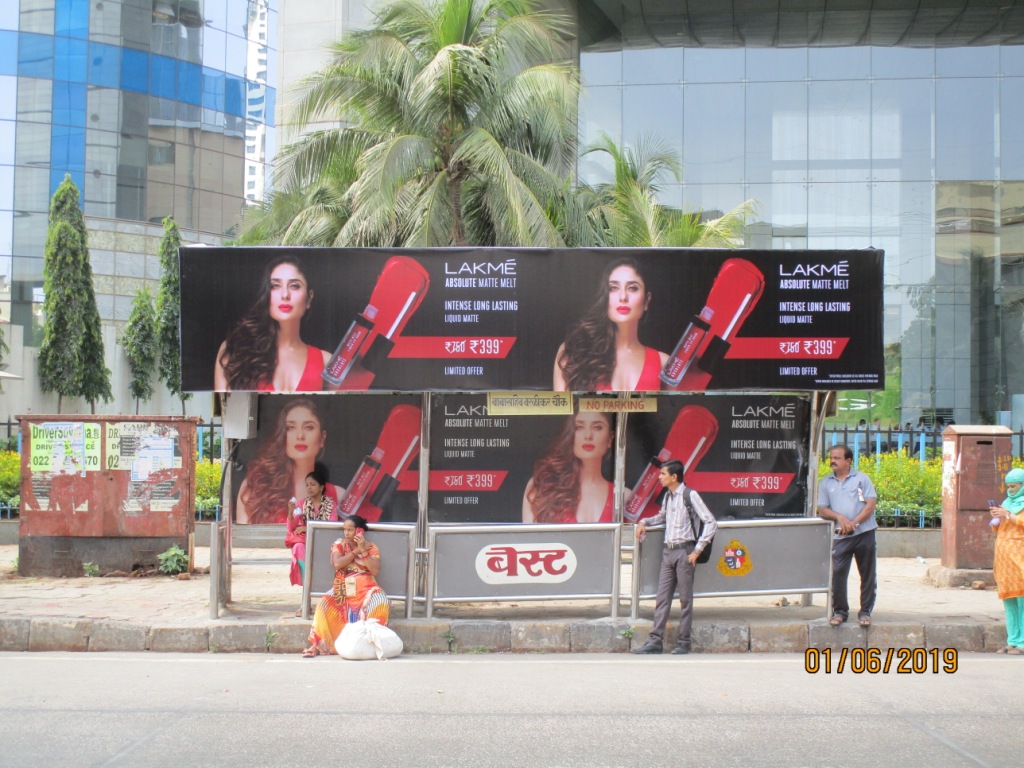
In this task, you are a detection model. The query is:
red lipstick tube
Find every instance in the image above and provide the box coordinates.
[624,448,671,523]
[322,256,430,390]
[660,258,765,390]
[339,446,385,517]
[323,304,377,386]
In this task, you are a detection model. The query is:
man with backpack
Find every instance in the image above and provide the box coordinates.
[632,459,718,655]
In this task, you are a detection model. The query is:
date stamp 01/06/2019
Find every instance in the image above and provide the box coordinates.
[805,647,958,674]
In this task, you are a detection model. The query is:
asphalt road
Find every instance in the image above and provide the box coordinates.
[0,652,1021,768]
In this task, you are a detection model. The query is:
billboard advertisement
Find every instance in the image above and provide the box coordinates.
[232,395,422,525]
[180,247,883,393]
[429,393,809,524]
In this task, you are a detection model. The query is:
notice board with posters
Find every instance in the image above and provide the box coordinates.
[180,247,884,394]
[17,415,196,576]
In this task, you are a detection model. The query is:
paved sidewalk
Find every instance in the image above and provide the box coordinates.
[0,545,1009,655]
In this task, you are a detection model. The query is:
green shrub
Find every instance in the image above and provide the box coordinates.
[818,452,943,513]
[157,544,188,575]
[0,450,20,503]
[195,459,222,500]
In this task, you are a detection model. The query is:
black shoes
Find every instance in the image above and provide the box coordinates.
[632,640,663,654]
[671,642,691,655]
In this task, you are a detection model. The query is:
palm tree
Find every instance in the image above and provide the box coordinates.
[260,0,579,248]
[581,133,756,248]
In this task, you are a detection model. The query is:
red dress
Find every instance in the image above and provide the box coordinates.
[596,346,663,392]
[258,346,326,392]
[285,484,339,586]
[560,483,614,523]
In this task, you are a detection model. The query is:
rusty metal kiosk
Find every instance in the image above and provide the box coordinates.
[940,425,1012,570]
[17,415,197,577]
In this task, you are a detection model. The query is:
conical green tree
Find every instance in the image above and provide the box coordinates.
[37,176,111,413]
[121,287,158,414]
[156,216,191,414]
[262,0,579,248]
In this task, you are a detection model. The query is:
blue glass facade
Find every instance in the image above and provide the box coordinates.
[576,2,1024,426]
[0,0,276,345]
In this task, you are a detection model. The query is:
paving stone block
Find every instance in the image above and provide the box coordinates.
[750,623,807,653]
[209,623,272,653]
[569,619,630,653]
[808,619,869,651]
[265,623,308,654]
[0,618,30,651]
[89,621,149,652]
[693,623,749,653]
[450,621,510,653]
[391,619,452,654]
[29,619,92,652]
[924,623,984,652]
[510,621,570,653]
[866,623,925,650]
[149,626,210,653]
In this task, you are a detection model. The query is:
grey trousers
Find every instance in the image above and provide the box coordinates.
[831,528,877,618]
[650,543,696,644]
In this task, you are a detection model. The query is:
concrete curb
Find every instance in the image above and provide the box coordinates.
[0,615,1007,655]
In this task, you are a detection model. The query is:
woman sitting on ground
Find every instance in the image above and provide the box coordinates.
[302,514,389,657]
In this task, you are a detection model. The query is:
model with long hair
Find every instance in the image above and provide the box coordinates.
[522,411,615,523]
[235,397,343,524]
[215,255,329,391]
[554,258,668,391]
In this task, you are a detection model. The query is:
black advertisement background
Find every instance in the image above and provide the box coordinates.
[234,394,422,524]
[180,247,884,392]
[428,393,619,524]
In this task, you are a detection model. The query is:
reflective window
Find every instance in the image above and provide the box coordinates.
[745,48,807,82]
[55,0,89,39]
[0,4,17,31]
[0,31,16,75]
[0,164,13,209]
[54,35,87,82]
[150,54,177,100]
[177,60,202,104]
[203,27,226,71]
[806,182,871,247]
[578,85,621,185]
[871,47,933,79]
[120,48,149,93]
[18,32,53,79]
[623,85,681,157]
[205,0,229,33]
[745,82,807,184]
[808,81,870,182]
[937,46,999,78]
[225,74,245,116]
[52,81,86,126]
[225,33,246,77]
[871,79,933,183]
[0,77,16,120]
[88,42,119,88]
[683,48,744,84]
[581,50,620,87]
[622,47,681,85]
[1001,78,1024,180]
[1003,45,1024,77]
[683,83,744,184]
[202,67,225,111]
[936,79,996,180]
[809,46,869,80]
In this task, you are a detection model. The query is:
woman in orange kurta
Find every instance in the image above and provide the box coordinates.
[302,514,389,657]
[990,468,1024,654]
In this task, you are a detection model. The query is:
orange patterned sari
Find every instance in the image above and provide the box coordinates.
[308,540,389,655]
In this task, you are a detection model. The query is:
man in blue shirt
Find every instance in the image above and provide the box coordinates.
[633,459,718,654]
[817,444,878,627]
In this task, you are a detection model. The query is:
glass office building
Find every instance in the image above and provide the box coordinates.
[0,0,275,370]
[574,1,1024,426]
